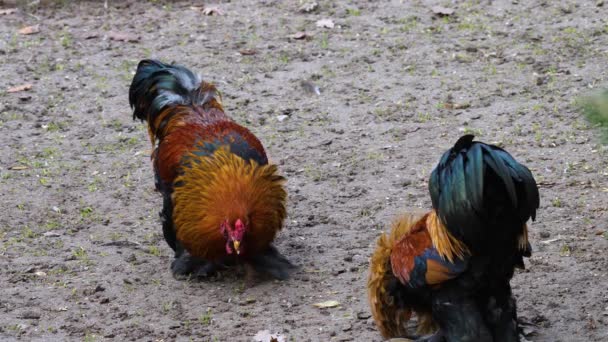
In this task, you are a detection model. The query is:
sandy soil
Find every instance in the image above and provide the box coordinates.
[1,1,607,341]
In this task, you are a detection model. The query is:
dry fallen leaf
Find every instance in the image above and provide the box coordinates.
[253,330,286,342]
[108,31,140,43]
[202,6,223,16]
[290,31,312,40]
[313,300,340,308]
[298,2,318,13]
[431,6,455,16]
[19,25,40,35]
[0,8,17,15]
[239,49,257,56]
[7,84,32,93]
[316,18,335,29]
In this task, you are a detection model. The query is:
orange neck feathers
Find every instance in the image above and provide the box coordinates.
[171,147,287,260]
[426,210,469,263]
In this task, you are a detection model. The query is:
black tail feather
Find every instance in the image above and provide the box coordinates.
[128,59,200,122]
[128,59,225,145]
[429,135,540,253]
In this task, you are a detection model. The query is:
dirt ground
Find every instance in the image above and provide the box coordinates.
[1,1,607,341]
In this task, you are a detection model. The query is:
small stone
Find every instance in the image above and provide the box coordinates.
[277,115,289,122]
[357,312,371,320]
[540,232,550,238]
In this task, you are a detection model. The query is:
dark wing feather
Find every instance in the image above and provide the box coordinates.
[188,131,268,166]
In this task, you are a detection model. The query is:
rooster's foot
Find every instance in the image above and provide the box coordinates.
[170,253,218,279]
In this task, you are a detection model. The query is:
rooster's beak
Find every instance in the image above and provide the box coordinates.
[233,241,241,255]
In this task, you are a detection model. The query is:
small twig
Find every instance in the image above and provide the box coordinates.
[537,181,557,188]
[540,236,562,244]
[101,240,141,248]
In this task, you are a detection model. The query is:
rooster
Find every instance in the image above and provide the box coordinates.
[368,135,539,342]
[129,59,293,280]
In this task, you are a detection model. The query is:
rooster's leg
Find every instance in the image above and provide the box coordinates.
[243,262,258,287]
[431,282,492,342]
[484,283,519,342]
[160,193,177,252]
[248,245,296,280]
[170,241,218,278]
